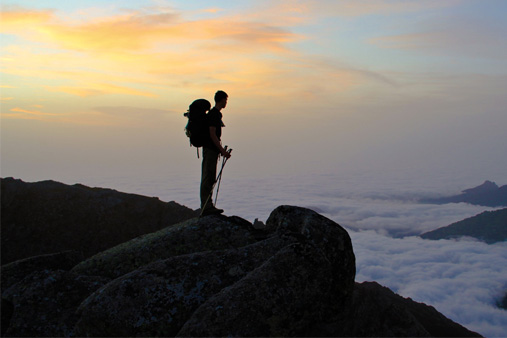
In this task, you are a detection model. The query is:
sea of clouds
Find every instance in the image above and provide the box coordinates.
[353,233,507,337]
[78,171,506,337]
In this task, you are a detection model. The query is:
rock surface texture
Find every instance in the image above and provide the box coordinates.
[1,179,482,337]
[72,206,356,337]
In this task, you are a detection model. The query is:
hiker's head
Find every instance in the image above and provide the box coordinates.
[214,90,228,109]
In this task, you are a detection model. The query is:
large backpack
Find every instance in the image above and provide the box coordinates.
[184,99,211,148]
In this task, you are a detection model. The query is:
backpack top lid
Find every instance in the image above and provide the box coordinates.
[187,99,211,119]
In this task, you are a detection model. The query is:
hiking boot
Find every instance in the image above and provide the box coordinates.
[201,205,224,216]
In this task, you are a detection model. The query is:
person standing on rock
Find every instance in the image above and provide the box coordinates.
[200,90,231,216]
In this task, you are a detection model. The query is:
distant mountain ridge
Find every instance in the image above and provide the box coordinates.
[1,177,199,264]
[420,208,507,244]
[421,180,507,207]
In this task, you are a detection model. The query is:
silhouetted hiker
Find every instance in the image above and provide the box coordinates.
[200,90,231,216]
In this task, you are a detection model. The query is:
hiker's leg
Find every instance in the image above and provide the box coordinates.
[200,147,219,209]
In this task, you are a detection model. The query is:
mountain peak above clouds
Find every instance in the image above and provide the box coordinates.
[421,180,507,207]
[462,180,499,194]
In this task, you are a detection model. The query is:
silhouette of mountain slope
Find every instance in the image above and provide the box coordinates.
[420,208,507,244]
[1,177,199,264]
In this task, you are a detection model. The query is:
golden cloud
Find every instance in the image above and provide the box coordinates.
[0,3,371,116]
[2,107,60,120]
[1,6,299,53]
[9,107,56,115]
[202,8,222,14]
[0,7,53,27]
[0,5,309,102]
[3,106,111,125]
[3,8,298,74]
[44,83,158,97]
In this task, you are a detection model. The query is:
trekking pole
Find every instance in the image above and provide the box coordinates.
[214,154,227,205]
[211,147,232,205]
[200,147,232,217]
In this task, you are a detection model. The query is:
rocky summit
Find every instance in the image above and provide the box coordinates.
[1,180,482,337]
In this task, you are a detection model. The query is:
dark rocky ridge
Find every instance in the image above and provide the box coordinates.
[421,180,507,207]
[1,179,481,337]
[1,177,199,264]
[420,208,507,244]
[498,291,507,310]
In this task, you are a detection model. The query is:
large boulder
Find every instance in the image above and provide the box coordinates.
[74,238,282,337]
[74,205,355,337]
[1,178,199,264]
[1,251,83,293]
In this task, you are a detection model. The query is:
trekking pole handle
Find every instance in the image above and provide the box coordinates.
[222,145,232,159]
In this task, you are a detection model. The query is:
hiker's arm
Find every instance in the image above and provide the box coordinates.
[209,126,231,158]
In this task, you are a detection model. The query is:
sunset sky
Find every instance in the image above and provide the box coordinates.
[1,0,506,184]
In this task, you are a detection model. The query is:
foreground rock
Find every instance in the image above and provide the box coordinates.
[74,238,282,336]
[1,251,83,293]
[1,204,481,337]
[1,178,198,264]
[74,206,356,337]
[71,215,267,279]
[322,282,481,337]
[2,270,109,337]
[180,206,356,336]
